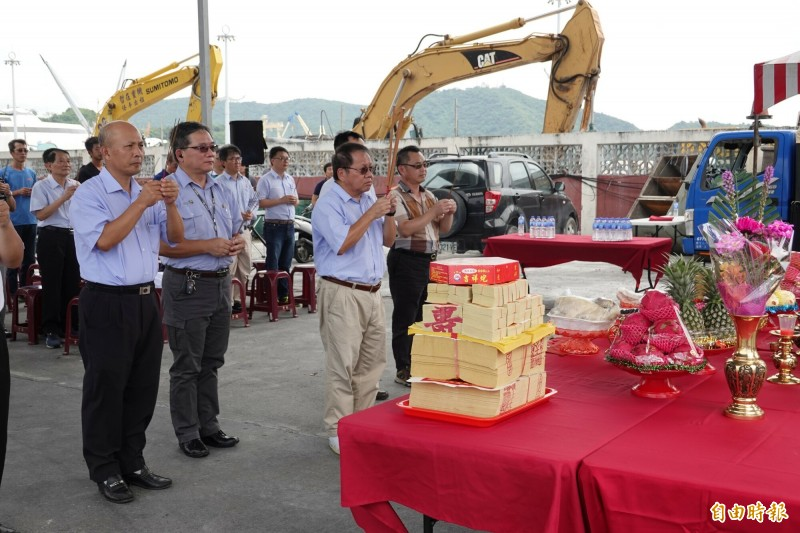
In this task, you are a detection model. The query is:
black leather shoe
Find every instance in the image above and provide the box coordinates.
[123,465,172,490]
[201,430,239,448]
[179,438,210,458]
[376,389,389,401]
[97,474,134,504]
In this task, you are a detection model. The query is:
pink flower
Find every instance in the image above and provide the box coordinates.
[722,170,735,196]
[716,233,745,255]
[735,216,764,236]
[764,220,793,240]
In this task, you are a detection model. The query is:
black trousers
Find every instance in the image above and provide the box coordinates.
[0,333,9,487]
[79,285,163,482]
[5,224,36,296]
[387,249,431,371]
[36,228,81,337]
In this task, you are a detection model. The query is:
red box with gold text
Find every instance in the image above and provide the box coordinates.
[429,257,520,285]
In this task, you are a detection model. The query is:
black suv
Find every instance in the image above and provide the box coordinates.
[422,152,579,253]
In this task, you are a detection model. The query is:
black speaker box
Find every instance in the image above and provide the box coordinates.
[229,120,267,165]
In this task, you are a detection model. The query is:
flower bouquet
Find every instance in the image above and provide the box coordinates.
[699,165,793,419]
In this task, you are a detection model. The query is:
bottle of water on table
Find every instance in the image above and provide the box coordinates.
[529,216,535,238]
[517,214,525,236]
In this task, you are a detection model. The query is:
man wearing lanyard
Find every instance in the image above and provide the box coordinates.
[3,139,37,299]
[159,122,244,459]
[70,121,183,504]
[217,144,257,314]
[257,146,297,304]
[312,142,397,455]
[29,148,82,349]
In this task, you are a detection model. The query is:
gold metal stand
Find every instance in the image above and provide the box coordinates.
[724,315,767,419]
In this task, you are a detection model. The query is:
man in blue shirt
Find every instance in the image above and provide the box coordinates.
[159,122,244,459]
[216,144,257,313]
[2,139,37,297]
[312,142,396,455]
[257,146,297,304]
[70,121,183,504]
[29,148,81,349]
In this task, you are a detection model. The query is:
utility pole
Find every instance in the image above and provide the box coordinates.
[5,52,20,138]
[217,26,235,143]
[197,0,212,130]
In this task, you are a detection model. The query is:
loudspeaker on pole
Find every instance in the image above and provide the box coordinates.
[229,120,267,165]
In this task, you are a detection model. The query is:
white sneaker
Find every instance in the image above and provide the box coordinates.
[328,436,340,455]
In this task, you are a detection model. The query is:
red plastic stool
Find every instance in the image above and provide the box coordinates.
[63,296,80,355]
[248,270,297,322]
[230,278,249,327]
[290,265,317,313]
[11,285,42,345]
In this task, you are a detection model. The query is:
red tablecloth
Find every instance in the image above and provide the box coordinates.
[579,364,800,532]
[482,235,672,289]
[339,343,712,532]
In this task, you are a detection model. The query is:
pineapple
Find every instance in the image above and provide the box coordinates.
[698,266,735,339]
[659,255,706,336]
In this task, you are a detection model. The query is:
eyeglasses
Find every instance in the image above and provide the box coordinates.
[272,156,291,162]
[184,144,218,153]
[399,162,429,170]
[14,148,29,154]
[226,156,242,162]
[345,166,376,176]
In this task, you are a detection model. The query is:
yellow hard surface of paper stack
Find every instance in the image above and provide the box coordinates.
[408,371,548,418]
[409,267,553,419]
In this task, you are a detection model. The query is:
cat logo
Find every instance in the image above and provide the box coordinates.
[461,49,522,71]
[476,52,496,69]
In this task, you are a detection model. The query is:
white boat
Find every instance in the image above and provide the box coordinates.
[0,108,89,151]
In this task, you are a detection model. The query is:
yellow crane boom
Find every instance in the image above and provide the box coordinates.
[353,0,603,139]
[93,45,223,135]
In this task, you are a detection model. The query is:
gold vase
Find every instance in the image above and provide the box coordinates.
[724,315,767,419]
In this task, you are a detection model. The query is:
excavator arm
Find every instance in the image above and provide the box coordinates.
[353,0,603,139]
[93,45,223,135]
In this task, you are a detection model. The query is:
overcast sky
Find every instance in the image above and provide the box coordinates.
[1,0,798,131]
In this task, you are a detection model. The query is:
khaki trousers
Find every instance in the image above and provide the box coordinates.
[230,229,253,302]
[319,279,386,436]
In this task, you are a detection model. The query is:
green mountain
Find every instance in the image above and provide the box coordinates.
[122,86,638,141]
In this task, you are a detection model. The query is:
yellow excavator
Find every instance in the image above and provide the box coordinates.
[93,45,223,135]
[353,0,603,140]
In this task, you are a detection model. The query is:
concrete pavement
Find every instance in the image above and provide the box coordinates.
[0,258,640,532]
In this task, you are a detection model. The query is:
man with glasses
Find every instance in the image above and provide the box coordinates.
[257,146,297,305]
[159,122,244,459]
[29,148,82,349]
[312,142,397,455]
[2,140,37,299]
[388,146,456,386]
[217,144,257,314]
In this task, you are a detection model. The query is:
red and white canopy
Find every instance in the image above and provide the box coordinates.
[753,50,800,115]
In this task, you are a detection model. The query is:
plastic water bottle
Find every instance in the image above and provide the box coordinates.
[669,199,679,217]
[547,216,556,238]
[592,219,599,241]
[528,216,535,238]
[624,218,633,240]
[517,214,525,236]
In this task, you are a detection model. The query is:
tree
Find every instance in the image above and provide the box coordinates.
[46,107,97,125]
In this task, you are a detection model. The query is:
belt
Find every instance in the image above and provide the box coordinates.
[85,281,154,295]
[264,219,294,225]
[40,226,74,234]
[322,276,381,293]
[391,247,437,261]
[165,266,230,278]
